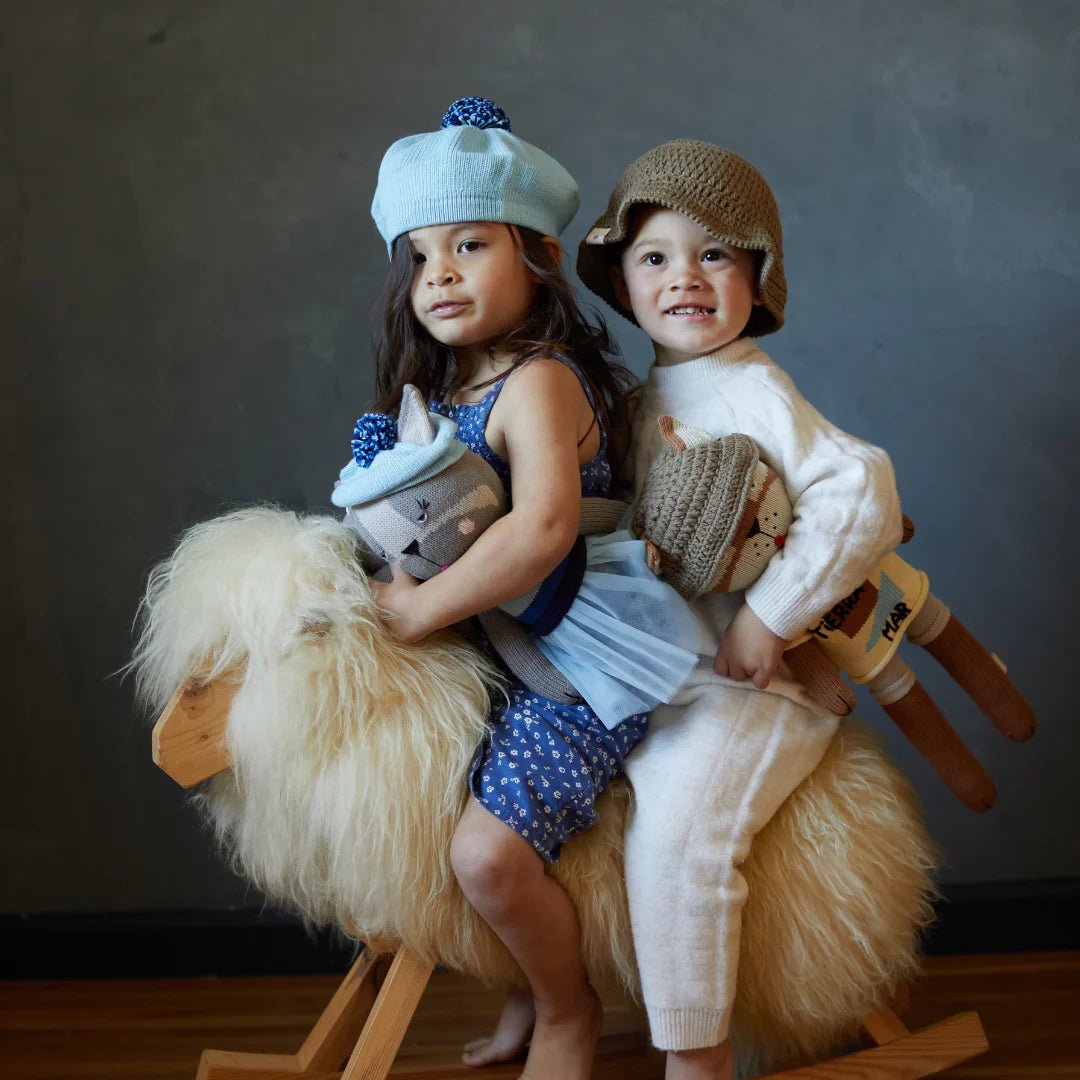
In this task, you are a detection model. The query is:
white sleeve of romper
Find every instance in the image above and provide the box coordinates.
[736,366,904,641]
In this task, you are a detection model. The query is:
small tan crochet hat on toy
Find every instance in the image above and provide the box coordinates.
[633,425,762,599]
[577,139,787,337]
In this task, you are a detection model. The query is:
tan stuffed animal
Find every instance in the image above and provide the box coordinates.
[633,416,1037,813]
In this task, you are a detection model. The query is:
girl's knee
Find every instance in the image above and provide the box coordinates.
[451,806,538,910]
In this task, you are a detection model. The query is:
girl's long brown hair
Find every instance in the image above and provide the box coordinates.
[370,225,639,490]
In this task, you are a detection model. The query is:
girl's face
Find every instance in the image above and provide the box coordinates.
[611,207,758,365]
[408,222,543,367]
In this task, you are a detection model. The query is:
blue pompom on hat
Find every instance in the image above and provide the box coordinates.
[440,96,512,131]
[371,96,580,254]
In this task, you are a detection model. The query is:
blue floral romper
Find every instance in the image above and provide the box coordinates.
[431,361,649,862]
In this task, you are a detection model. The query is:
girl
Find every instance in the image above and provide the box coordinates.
[358,97,649,1080]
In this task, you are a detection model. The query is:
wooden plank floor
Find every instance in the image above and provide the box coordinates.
[2,952,1078,1079]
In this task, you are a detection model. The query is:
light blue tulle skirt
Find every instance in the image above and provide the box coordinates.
[537,530,707,729]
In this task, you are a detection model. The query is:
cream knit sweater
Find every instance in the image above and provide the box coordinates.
[631,337,903,654]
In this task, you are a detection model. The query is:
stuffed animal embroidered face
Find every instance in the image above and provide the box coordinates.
[331,385,506,581]
[633,415,793,600]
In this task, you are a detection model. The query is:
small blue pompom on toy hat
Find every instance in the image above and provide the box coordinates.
[440,97,512,131]
[371,96,580,253]
[351,413,398,468]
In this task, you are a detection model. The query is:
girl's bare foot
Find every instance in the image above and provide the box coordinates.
[462,986,535,1066]
[518,984,603,1080]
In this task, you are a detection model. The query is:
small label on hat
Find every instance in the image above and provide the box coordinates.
[585,227,611,245]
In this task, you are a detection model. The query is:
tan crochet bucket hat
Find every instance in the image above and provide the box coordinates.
[577,139,786,336]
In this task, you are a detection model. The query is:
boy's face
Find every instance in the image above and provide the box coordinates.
[610,207,758,365]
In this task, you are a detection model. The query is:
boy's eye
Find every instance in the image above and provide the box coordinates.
[703,249,730,262]
[459,240,483,253]
[643,253,665,266]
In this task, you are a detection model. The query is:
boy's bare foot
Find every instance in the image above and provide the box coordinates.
[518,985,603,1080]
[462,986,535,1066]
[665,1040,735,1080]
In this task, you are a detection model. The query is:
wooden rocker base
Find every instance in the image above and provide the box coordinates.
[193,942,987,1080]
[762,1008,988,1078]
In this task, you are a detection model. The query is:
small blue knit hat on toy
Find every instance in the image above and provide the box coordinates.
[331,386,466,508]
[371,97,580,254]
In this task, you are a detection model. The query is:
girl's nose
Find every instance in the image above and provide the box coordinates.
[428,269,456,287]
[426,259,458,287]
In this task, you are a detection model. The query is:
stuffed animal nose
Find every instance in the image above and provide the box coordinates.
[775,534,786,549]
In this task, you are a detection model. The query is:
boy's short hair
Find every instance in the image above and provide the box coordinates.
[577,140,786,336]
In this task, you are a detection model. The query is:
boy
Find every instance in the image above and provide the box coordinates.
[577,140,903,1079]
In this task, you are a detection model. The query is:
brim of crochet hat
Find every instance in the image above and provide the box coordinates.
[575,179,783,336]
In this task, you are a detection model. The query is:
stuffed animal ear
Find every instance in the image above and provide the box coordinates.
[398,385,437,446]
[658,415,713,451]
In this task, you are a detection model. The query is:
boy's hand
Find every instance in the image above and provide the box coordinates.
[714,603,788,689]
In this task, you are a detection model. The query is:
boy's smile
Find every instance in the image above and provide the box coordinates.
[610,207,759,365]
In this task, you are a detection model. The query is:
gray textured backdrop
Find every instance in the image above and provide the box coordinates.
[2,1,1077,913]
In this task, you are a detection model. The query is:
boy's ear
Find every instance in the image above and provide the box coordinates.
[608,264,631,311]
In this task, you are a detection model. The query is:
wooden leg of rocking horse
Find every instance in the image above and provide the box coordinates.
[196,946,383,1080]
[339,946,435,1080]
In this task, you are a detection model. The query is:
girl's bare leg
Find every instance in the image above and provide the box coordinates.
[461,985,536,1066]
[451,798,602,1080]
[666,1041,735,1080]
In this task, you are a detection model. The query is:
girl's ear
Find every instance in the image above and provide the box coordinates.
[526,234,562,284]
[609,264,631,310]
[539,235,562,266]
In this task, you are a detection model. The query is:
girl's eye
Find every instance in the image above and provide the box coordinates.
[459,240,482,253]
[643,253,665,266]
[412,251,426,265]
[703,249,730,262]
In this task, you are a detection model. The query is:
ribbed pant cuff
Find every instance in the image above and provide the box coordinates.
[648,1007,730,1051]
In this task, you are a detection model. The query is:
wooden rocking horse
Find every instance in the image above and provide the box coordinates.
[139,506,990,1080]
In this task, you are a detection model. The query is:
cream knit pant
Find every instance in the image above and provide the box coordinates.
[623,663,839,1051]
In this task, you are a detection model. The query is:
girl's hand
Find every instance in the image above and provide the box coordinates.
[714,603,788,689]
[370,566,433,643]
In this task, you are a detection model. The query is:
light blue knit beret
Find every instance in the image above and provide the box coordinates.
[371,97,580,254]
[331,402,465,508]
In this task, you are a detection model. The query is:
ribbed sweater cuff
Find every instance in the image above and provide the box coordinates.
[648,1006,730,1051]
[745,571,821,641]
